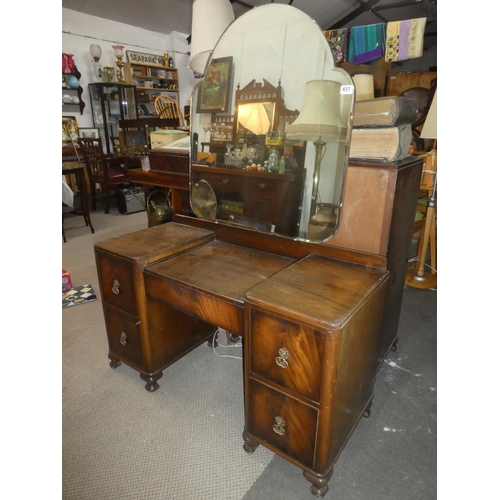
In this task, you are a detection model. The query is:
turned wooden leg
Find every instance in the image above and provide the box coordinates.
[363,395,374,418]
[303,469,333,498]
[108,353,122,369]
[140,372,163,392]
[242,431,259,454]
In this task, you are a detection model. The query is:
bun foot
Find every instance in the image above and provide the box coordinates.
[242,431,259,454]
[303,469,333,498]
[140,372,163,392]
[108,354,122,369]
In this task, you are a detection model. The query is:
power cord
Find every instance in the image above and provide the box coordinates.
[211,328,243,360]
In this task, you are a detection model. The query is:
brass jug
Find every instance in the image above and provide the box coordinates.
[133,189,172,227]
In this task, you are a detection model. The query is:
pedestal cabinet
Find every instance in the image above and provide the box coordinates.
[243,254,389,497]
[94,223,216,391]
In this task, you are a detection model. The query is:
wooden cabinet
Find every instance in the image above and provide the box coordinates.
[94,223,216,392]
[62,66,85,115]
[124,61,179,117]
[386,71,437,96]
[243,255,389,496]
[191,165,305,237]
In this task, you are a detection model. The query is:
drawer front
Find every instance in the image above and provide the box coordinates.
[247,177,279,197]
[103,303,143,367]
[96,252,137,315]
[249,309,323,402]
[246,378,317,468]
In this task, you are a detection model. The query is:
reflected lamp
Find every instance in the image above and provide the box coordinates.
[286,80,346,216]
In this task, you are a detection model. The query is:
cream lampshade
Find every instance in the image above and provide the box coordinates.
[189,0,235,75]
[420,90,437,139]
[353,74,374,101]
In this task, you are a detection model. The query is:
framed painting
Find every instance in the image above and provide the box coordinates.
[196,57,232,113]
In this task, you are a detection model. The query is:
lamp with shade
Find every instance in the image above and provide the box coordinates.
[286,80,347,233]
[406,89,437,289]
[189,0,235,75]
[89,44,102,81]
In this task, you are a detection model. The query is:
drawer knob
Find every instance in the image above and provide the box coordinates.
[119,332,128,345]
[273,416,286,436]
[112,279,120,295]
[275,347,289,369]
[258,183,267,189]
[222,179,229,184]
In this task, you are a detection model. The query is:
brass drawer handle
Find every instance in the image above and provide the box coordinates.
[258,183,267,189]
[112,279,120,294]
[275,347,289,369]
[119,332,127,345]
[273,416,286,436]
[222,179,229,184]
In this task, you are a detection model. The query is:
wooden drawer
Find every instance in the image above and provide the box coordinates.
[103,303,143,368]
[249,309,323,403]
[95,252,137,315]
[246,378,317,469]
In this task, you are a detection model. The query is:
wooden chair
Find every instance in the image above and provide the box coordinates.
[401,79,437,150]
[154,95,189,129]
[78,137,130,214]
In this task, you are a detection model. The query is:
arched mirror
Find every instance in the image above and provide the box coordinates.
[189,4,355,242]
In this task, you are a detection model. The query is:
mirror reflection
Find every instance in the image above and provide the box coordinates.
[189,4,355,242]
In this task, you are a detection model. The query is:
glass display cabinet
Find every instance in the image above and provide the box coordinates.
[88,83,138,154]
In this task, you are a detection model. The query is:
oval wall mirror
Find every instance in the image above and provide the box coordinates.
[189,3,355,242]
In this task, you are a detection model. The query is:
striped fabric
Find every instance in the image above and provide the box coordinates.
[348,23,386,64]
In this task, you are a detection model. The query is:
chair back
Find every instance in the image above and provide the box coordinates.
[78,137,105,178]
[154,96,188,128]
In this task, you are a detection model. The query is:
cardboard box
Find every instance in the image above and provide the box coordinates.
[62,269,72,291]
[150,130,188,149]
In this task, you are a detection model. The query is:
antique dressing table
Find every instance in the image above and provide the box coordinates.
[94,5,422,497]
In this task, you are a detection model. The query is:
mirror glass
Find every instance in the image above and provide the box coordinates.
[189,4,355,242]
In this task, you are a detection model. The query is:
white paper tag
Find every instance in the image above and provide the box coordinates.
[340,84,354,94]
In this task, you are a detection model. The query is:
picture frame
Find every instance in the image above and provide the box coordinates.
[196,57,232,113]
[79,127,100,139]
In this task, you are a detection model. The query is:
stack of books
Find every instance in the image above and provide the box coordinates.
[349,96,418,162]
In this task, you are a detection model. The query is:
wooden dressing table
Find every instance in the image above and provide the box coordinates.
[93,5,423,496]
[94,154,421,497]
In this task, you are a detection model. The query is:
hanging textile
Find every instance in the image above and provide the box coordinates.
[324,28,349,64]
[348,23,386,64]
[385,18,427,62]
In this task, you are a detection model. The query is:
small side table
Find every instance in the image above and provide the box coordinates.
[62,162,94,242]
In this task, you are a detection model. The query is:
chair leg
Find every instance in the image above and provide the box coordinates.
[62,215,67,243]
[104,184,111,214]
[91,183,97,211]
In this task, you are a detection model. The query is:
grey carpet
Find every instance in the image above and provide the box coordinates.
[62,205,436,500]
[62,208,273,500]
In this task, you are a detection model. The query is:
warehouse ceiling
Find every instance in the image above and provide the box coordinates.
[62,0,437,52]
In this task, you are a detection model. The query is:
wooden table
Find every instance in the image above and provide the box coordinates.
[62,162,94,241]
[128,149,191,215]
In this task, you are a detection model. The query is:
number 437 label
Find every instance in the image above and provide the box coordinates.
[340,84,354,94]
